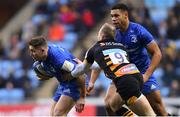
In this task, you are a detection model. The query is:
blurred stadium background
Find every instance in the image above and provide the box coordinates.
[0,0,179,116]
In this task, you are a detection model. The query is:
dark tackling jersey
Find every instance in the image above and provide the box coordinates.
[85,39,140,80]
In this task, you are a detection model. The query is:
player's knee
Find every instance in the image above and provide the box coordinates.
[104,97,111,109]
[149,96,163,109]
[126,95,140,105]
[126,91,141,106]
[104,99,114,112]
[116,74,143,106]
[154,97,163,105]
[119,87,141,106]
[150,99,165,115]
[50,110,53,116]
[53,108,66,116]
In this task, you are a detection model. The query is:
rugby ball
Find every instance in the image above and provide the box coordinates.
[33,61,54,79]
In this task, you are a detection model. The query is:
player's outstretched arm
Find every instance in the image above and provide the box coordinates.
[87,69,101,95]
[71,60,91,78]
[36,74,51,81]
[144,40,162,82]
[73,58,82,64]
[75,74,86,113]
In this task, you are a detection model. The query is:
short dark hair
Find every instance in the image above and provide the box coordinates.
[111,3,129,13]
[28,36,47,48]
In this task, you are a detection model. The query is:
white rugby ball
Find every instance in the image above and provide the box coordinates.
[33,61,54,78]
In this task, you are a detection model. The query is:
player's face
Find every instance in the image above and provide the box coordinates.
[110,9,128,29]
[29,45,47,61]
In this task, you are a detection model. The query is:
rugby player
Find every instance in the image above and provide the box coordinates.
[28,36,85,116]
[88,3,169,116]
[71,23,155,116]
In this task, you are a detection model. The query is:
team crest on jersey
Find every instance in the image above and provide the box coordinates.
[131,35,137,43]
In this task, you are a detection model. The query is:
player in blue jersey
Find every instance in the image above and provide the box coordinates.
[28,36,85,116]
[87,3,169,116]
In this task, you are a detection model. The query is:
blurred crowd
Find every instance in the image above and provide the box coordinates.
[0,0,115,104]
[0,0,179,104]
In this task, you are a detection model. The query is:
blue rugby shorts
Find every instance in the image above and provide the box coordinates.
[53,79,80,102]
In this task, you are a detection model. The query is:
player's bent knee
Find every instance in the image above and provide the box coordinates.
[53,108,67,116]
[150,99,162,110]
[128,94,156,116]
[126,95,140,105]
[154,97,163,105]
[123,90,141,106]
[147,92,164,110]
[104,97,111,108]
[114,74,143,106]
[104,101,111,110]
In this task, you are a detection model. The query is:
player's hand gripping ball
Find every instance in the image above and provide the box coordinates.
[33,61,54,80]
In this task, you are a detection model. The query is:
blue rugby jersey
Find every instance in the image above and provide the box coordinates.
[115,22,153,74]
[40,44,76,82]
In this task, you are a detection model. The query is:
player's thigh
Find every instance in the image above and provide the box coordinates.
[54,95,75,115]
[145,90,163,107]
[104,83,117,103]
[110,93,124,112]
[128,94,155,116]
[143,77,162,106]
[50,100,57,116]
[145,90,168,116]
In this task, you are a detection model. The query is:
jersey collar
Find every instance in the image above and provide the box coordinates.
[98,38,115,43]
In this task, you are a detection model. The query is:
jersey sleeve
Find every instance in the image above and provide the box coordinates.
[51,51,66,71]
[51,50,75,72]
[85,47,95,65]
[138,24,154,46]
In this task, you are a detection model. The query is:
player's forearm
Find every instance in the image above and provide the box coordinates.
[77,75,86,98]
[73,58,82,64]
[71,63,90,77]
[90,69,101,84]
[146,51,162,77]
[36,74,51,81]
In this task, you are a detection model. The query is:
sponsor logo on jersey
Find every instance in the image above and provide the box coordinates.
[115,64,140,77]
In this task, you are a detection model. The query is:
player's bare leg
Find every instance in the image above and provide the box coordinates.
[50,100,57,116]
[53,95,75,116]
[109,92,124,112]
[128,94,156,116]
[110,93,155,116]
[104,83,117,115]
[104,83,134,116]
[145,90,168,116]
